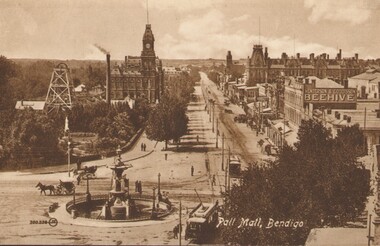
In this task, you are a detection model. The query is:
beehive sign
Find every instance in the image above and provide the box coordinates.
[303,84,357,103]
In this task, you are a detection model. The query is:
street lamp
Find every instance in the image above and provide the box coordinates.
[151,187,157,219]
[67,141,71,177]
[65,116,71,177]
[86,174,91,204]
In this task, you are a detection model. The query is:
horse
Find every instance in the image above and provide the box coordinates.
[35,182,55,195]
[84,165,97,174]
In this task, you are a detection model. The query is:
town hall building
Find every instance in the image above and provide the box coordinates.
[107,24,164,103]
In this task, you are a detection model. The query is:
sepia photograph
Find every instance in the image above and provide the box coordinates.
[0,0,380,245]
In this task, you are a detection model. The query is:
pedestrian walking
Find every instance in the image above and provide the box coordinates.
[76,158,82,170]
[191,166,194,176]
[143,143,146,151]
[196,135,199,142]
[76,174,81,185]
[173,225,179,239]
[138,181,142,195]
[212,174,216,186]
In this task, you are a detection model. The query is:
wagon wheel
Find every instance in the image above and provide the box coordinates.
[68,186,75,195]
[55,185,63,195]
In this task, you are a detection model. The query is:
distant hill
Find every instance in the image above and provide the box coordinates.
[11,58,110,69]
[11,58,226,68]
[162,59,225,67]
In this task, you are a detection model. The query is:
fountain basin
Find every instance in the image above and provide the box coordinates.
[65,194,172,222]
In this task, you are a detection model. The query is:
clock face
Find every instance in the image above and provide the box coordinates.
[146,43,151,49]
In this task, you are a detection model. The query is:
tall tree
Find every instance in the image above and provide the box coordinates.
[146,95,188,149]
[222,119,370,245]
[6,109,64,169]
[0,56,17,110]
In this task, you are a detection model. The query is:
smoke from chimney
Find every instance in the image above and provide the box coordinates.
[94,44,109,55]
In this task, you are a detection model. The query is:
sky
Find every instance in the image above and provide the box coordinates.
[1,0,380,60]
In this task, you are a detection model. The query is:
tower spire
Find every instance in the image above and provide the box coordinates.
[259,16,261,45]
[146,0,149,24]
[293,34,296,57]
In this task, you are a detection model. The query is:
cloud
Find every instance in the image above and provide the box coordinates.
[304,0,371,25]
[143,0,223,12]
[178,10,225,40]
[157,9,345,59]
[231,14,250,22]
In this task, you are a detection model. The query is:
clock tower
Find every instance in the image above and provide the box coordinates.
[141,24,156,73]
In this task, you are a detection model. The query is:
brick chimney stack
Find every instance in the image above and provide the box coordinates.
[337,49,342,60]
[106,53,111,104]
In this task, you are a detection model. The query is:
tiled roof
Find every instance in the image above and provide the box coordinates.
[315,78,343,88]
[350,71,380,81]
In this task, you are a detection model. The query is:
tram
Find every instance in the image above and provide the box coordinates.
[185,201,219,242]
[229,155,241,178]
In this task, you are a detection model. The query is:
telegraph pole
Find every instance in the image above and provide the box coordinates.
[227,147,231,193]
[209,100,211,122]
[179,200,182,246]
[212,101,215,133]
[216,118,219,148]
[221,133,224,170]
[158,173,161,196]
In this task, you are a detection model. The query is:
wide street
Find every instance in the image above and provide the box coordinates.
[0,73,270,245]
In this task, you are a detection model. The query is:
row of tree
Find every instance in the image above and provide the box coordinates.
[221,120,370,244]
[145,68,198,149]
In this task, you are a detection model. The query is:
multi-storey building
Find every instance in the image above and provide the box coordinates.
[245,45,365,86]
[107,24,164,103]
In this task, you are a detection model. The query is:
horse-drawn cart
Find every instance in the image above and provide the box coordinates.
[55,180,75,195]
[74,165,97,180]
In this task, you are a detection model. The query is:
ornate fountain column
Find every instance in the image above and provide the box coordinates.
[107,146,133,220]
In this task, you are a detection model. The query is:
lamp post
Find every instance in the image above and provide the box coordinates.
[151,187,157,219]
[86,174,91,203]
[65,116,71,177]
[67,141,71,177]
